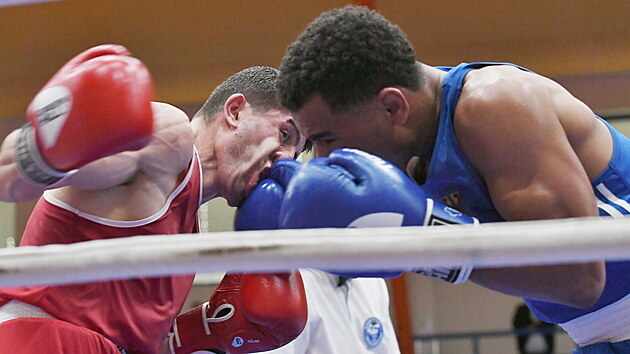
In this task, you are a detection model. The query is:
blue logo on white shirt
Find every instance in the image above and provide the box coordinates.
[363,317,384,348]
[232,336,244,347]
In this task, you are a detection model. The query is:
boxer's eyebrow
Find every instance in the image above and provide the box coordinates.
[287,119,300,145]
[286,119,312,156]
[308,131,332,142]
[286,119,308,158]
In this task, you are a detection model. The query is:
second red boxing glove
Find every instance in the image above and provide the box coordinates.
[168,272,307,354]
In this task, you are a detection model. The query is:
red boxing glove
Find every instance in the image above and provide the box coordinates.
[14,44,154,185]
[168,272,307,354]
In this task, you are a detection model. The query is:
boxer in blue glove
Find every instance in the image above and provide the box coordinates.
[277,7,630,352]
[235,159,399,277]
[279,148,478,283]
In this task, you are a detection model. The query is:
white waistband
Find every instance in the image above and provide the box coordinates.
[560,292,630,346]
[0,300,56,323]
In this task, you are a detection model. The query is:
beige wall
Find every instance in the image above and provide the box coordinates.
[0,202,16,247]
[407,275,577,354]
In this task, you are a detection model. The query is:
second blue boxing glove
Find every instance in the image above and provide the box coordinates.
[234,159,301,231]
[280,149,478,283]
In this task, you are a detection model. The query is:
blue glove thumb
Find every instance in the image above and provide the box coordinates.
[234,159,301,231]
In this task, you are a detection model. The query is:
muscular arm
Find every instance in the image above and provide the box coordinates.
[0,102,193,201]
[455,67,605,308]
[63,102,193,189]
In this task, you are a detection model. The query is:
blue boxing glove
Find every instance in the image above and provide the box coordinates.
[280,149,478,283]
[234,159,300,231]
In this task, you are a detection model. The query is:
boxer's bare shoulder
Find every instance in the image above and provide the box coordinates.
[457,65,612,181]
[140,102,194,177]
[453,65,601,222]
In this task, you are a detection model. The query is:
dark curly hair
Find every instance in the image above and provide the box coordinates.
[278,6,421,113]
[196,66,284,120]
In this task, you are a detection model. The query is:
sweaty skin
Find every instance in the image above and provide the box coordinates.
[454,66,607,307]
[293,63,607,308]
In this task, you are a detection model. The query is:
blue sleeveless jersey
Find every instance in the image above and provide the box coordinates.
[422,62,630,324]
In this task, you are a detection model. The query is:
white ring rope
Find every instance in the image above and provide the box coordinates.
[0,216,628,287]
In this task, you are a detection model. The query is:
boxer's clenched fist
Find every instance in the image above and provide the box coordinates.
[15,44,154,185]
[280,148,477,283]
[168,272,307,354]
[234,159,301,231]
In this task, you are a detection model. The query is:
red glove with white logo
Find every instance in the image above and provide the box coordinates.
[14,44,154,185]
[168,272,307,354]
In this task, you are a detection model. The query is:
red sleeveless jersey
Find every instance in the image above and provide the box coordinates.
[0,152,203,353]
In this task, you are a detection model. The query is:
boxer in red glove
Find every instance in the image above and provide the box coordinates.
[14,44,153,187]
[0,45,307,353]
[163,161,307,354]
[167,272,307,354]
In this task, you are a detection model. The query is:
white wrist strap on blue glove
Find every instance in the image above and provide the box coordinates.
[413,264,473,284]
[416,198,477,284]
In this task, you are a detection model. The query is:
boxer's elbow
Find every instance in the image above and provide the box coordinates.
[564,261,605,309]
[1,134,41,202]
[0,169,34,202]
[0,179,40,203]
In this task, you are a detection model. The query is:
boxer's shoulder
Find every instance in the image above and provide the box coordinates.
[458,66,551,113]
[151,102,189,125]
[454,68,553,146]
[138,102,194,176]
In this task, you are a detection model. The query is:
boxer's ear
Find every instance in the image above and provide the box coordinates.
[378,88,409,126]
[223,93,246,129]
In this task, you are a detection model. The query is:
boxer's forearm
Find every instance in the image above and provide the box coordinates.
[0,103,193,199]
[470,261,605,308]
[0,127,140,199]
[66,102,195,190]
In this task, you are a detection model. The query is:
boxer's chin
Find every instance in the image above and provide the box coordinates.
[244,182,256,198]
[244,173,261,197]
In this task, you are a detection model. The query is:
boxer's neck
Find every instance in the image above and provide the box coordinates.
[409,64,445,161]
[190,118,219,203]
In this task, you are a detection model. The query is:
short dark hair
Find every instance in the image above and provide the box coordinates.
[195,66,284,120]
[196,65,313,154]
[278,6,421,113]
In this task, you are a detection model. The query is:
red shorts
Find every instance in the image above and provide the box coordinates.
[0,317,121,354]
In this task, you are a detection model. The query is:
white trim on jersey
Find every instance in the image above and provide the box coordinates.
[0,299,56,323]
[560,292,630,346]
[194,146,204,209]
[43,150,199,228]
[596,183,630,216]
[596,199,624,218]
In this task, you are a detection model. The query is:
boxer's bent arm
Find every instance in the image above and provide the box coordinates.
[0,102,193,201]
[455,69,605,308]
[135,102,193,177]
[63,102,193,190]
